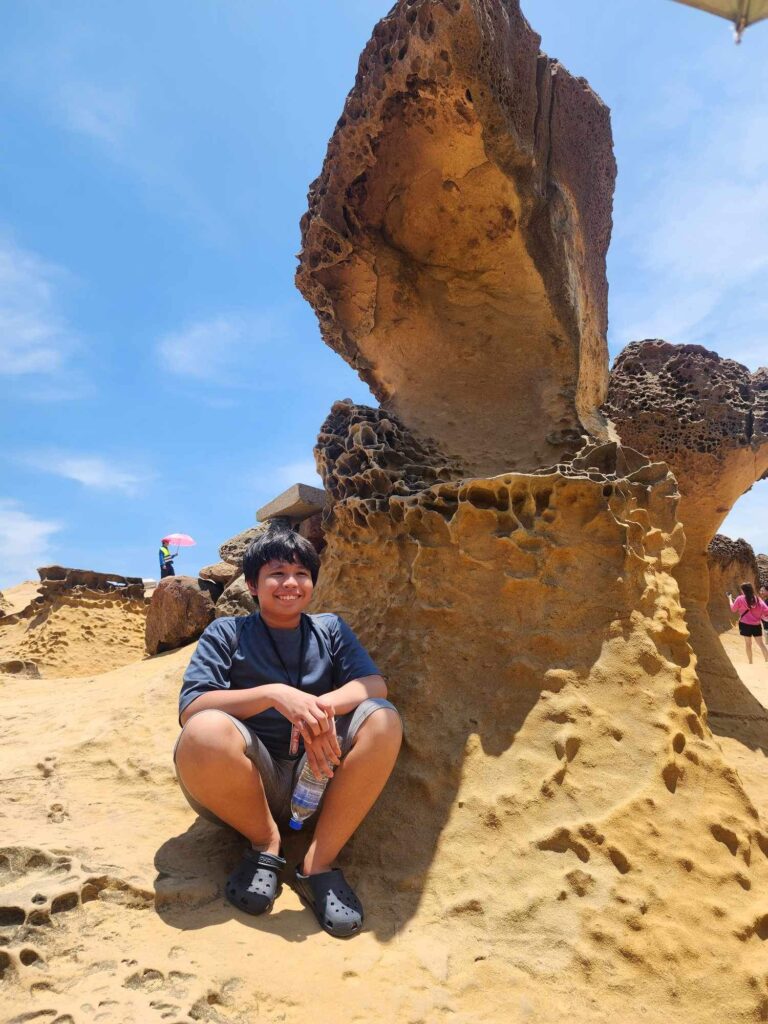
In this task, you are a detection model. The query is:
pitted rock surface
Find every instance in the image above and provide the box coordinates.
[297,0,615,475]
[310,427,768,1019]
[317,399,465,504]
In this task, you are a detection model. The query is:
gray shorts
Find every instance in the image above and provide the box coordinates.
[173,697,398,829]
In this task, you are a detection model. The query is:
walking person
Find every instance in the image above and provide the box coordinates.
[728,582,768,665]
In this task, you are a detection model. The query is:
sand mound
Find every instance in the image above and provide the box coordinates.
[0,572,148,679]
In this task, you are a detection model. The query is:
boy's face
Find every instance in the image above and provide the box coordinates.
[247,558,313,626]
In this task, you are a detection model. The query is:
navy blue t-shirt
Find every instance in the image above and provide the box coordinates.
[179,612,380,759]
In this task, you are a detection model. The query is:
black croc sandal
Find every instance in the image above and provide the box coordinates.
[225,849,285,915]
[294,867,364,938]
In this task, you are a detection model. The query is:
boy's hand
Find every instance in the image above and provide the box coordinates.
[303,722,342,781]
[270,685,335,739]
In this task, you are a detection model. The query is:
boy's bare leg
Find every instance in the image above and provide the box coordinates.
[175,711,281,855]
[302,708,402,875]
[745,637,754,664]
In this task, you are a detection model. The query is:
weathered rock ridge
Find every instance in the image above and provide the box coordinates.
[297,0,615,475]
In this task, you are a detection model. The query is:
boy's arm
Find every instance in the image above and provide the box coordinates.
[319,675,387,717]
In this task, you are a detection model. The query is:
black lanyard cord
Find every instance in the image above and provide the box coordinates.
[260,613,308,689]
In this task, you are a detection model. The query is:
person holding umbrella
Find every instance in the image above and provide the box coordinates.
[158,533,196,578]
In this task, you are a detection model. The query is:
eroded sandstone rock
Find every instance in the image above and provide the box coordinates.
[214,575,256,619]
[605,340,768,723]
[145,576,215,655]
[297,0,616,475]
[707,534,759,633]
[311,425,768,1017]
[218,524,267,570]
[199,561,239,588]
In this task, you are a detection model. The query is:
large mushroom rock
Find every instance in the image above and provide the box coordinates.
[311,429,768,1018]
[604,340,768,728]
[707,534,759,634]
[297,0,616,476]
[144,576,215,655]
[759,553,768,588]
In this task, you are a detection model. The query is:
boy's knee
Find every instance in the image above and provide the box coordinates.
[176,709,245,760]
[356,706,403,748]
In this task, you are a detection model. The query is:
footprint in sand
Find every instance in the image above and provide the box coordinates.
[37,755,57,779]
[47,803,69,824]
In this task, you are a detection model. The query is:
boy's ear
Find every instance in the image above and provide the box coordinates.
[245,579,258,598]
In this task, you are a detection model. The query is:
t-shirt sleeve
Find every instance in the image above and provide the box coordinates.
[732,595,746,613]
[178,619,237,721]
[330,616,381,687]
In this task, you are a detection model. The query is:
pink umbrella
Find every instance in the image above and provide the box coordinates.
[162,533,196,552]
[162,533,196,546]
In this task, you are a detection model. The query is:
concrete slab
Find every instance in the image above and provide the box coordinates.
[257,482,327,523]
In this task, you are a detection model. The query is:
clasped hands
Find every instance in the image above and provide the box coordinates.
[273,685,341,781]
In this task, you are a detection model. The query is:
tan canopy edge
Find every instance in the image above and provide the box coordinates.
[670,0,768,40]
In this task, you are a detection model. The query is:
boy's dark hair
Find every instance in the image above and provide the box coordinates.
[242,526,321,586]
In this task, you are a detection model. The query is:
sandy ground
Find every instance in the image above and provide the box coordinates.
[1,615,767,1024]
[713,630,768,823]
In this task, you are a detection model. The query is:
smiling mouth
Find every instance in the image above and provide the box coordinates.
[275,594,301,602]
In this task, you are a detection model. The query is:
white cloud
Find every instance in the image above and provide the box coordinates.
[0,237,80,379]
[0,500,62,589]
[610,49,768,369]
[157,313,282,386]
[18,451,150,497]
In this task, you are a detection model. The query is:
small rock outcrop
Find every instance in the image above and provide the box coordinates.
[198,561,240,588]
[37,565,145,599]
[214,576,256,619]
[296,0,616,475]
[707,534,760,633]
[218,524,267,570]
[144,576,215,655]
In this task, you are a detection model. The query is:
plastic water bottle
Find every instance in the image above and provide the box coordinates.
[289,761,330,830]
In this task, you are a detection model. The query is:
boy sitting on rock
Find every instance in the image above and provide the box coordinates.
[173,526,402,938]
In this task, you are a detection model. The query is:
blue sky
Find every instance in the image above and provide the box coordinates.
[1,0,766,587]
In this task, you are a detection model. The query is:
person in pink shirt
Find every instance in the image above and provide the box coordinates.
[728,582,768,664]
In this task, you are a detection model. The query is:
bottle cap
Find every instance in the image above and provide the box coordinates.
[288,818,303,831]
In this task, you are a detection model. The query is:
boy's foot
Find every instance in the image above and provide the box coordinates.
[293,866,364,938]
[225,849,285,915]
